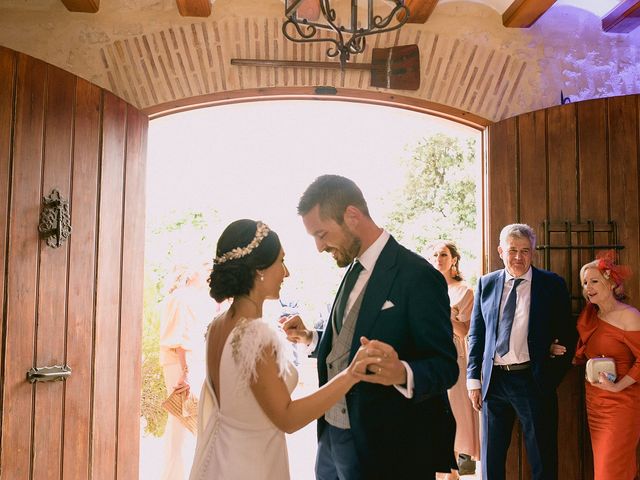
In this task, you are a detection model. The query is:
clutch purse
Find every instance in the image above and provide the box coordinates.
[162,390,198,435]
[585,357,617,383]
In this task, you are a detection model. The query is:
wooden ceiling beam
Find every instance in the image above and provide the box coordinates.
[59,0,99,13]
[502,0,557,28]
[176,0,211,17]
[602,0,640,33]
[397,0,439,24]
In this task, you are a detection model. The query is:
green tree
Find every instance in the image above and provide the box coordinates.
[386,133,479,267]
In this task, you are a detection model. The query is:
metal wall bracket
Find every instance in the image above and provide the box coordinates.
[27,364,72,383]
[38,189,72,248]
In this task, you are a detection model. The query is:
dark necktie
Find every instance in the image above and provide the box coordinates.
[496,278,524,357]
[333,260,364,333]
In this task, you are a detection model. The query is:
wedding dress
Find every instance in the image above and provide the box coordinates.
[189,317,298,480]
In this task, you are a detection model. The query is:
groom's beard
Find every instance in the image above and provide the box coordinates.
[330,225,361,268]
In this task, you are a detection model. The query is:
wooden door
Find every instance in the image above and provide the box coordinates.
[0,46,147,479]
[486,95,640,479]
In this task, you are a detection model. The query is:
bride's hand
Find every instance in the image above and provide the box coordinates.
[345,345,381,382]
[279,315,313,346]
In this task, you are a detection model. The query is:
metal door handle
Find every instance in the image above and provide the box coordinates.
[26,365,72,383]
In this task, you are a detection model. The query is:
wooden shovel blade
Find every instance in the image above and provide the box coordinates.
[370,44,421,90]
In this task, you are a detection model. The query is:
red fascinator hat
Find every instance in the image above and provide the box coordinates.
[593,250,632,299]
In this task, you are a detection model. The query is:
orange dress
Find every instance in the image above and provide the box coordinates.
[574,304,640,480]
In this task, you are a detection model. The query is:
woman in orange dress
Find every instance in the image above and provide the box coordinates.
[430,241,481,479]
[573,251,640,480]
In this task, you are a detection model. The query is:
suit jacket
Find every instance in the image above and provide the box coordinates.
[467,266,574,399]
[316,236,459,478]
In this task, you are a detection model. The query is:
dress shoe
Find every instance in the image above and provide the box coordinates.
[457,453,476,475]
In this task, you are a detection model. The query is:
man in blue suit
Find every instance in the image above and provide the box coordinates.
[283,175,459,479]
[467,224,573,480]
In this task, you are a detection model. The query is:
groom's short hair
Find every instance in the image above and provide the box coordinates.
[298,174,370,223]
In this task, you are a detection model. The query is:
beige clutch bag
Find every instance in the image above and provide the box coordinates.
[585,357,617,383]
[162,390,198,435]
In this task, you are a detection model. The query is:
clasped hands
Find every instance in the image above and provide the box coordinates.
[279,314,407,386]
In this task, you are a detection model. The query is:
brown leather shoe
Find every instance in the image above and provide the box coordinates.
[457,454,476,475]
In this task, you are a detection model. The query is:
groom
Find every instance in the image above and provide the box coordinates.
[283,174,458,479]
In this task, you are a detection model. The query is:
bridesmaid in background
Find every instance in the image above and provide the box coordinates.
[573,251,640,480]
[430,241,480,479]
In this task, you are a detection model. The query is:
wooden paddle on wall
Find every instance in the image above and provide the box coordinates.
[231,44,421,90]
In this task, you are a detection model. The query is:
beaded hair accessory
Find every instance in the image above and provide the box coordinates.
[594,250,631,287]
[214,221,271,265]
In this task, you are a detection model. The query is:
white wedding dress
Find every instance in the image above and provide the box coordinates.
[189,317,298,480]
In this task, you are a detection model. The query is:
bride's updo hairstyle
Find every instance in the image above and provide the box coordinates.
[209,219,281,302]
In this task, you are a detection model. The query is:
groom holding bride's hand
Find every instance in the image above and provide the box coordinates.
[282,174,459,480]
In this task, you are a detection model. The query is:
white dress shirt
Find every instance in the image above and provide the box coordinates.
[467,267,532,391]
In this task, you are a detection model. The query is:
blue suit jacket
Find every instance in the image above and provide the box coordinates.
[467,266,574,399]
[316,236,459,477]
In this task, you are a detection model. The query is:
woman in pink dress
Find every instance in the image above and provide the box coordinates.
[573,251,640,480]
[430,241,481,479]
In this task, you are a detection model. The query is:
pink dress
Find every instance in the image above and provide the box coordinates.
[574,304,640,480]
[447,282,481,459]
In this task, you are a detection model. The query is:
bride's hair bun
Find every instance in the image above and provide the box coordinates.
[209,219,281,302]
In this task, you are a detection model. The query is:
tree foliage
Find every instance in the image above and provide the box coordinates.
[386,133,479,262]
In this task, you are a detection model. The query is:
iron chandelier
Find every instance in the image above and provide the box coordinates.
[282,0,411,68]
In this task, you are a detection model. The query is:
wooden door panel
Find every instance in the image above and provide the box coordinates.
[62,78,102,480]
[0,43,16,379]
[91,91,128,480]
[1,47,147,480]
[608,95,640,303]
[2,52,47,479]
[32,64,76,480]
[518,109,547,267]
[117,107,147,480]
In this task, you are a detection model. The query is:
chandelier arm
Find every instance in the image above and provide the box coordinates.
[372,4,410,29]
[282,0,410,68]
[282,20,343,58]
[283,19,320,40]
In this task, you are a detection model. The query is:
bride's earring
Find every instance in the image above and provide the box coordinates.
[258,271,264,282]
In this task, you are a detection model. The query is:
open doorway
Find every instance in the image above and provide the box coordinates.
[140,100,483,479]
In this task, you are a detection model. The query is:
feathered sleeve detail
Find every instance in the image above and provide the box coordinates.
[230,318,291,386]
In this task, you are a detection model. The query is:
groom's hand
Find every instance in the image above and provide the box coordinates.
[279,315,313,346]
[358,337,407,386]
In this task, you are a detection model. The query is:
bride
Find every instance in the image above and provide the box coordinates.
[189,219,376,480]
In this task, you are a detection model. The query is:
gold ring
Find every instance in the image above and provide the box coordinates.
[378,366,382,374]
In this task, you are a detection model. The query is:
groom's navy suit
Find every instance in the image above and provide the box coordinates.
[316,236,459,479]
[467,266,573,480]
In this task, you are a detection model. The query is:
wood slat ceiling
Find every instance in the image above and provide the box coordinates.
[602,0,640,33]
[502,0,557,28]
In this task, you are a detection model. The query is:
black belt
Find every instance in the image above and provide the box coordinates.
[495,362,530,371]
